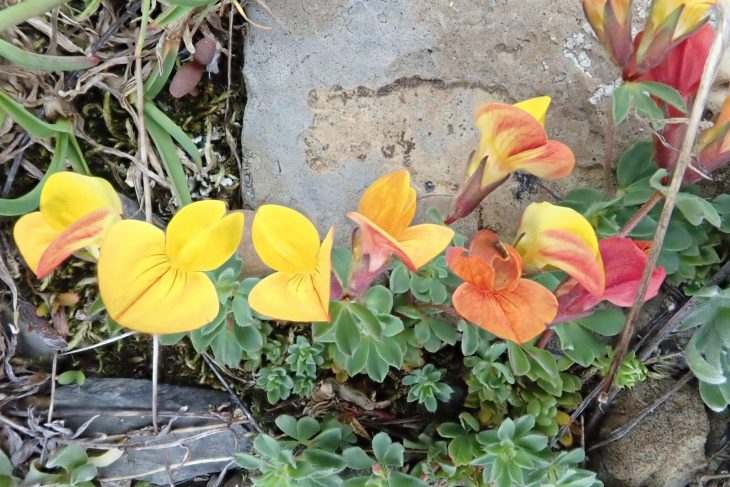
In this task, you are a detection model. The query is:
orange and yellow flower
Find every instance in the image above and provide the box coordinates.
[13,172,122,279]
[348,170,454,272]
[694,94,730,183]
[446,97,575,224]
[249,205,334,322]
[446,230,558,344]
[515,202,605,298]
[635,0,715,74]
[582,0,633,67]
[98,200,243,334]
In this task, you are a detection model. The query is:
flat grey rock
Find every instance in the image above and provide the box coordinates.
[241,0,623,240]
[54,378,251,485]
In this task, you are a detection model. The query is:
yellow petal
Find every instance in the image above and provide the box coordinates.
[165,200,244,272]
[40,172,122,230]
[13,212,61,274]
[357,170,415,236]
[248,228,333,323]
[516,202,605,296]
[98,220,219,334]
[395,224,455,270]
[252,205,321,273]
[513,96,552,127]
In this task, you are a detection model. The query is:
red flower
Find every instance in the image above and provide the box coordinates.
[553,237,666,324]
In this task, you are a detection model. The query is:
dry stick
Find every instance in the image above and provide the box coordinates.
[586,370,693,452]
[201,353,262,434]
[602,20,728,400]
[57,331,136,355]
[46,352,57,424]
[152,334,160,433]
[603,104,616,195]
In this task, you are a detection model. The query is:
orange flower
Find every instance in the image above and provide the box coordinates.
[446,230,558,344]
[348,170,454,272]
[446,97,575,224]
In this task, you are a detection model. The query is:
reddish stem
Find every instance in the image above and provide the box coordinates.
[537,328,554,349]
[618,191,663,237]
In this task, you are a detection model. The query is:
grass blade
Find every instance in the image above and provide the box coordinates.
[151,5,193,28]
[0,0,69,31]
[145,117,192,206]
[0,39,100,72]
[160,0,217,7]
[144,41,179,99]
[143,100,202,167]
[67,133,90,175]
[0,133,69,216]
[0,91,72,138]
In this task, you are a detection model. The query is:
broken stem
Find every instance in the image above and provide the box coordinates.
[152,334,160,433]
[603,17,728,397]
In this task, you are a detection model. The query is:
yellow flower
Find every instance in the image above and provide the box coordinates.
[249,205,334,322]
[13,172,122,278]
[348,170,454,271]
[516,202,605,297]
[98,200,244,334]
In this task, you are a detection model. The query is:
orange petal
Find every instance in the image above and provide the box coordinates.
[496,279,558,344]
[446,246,496,291]
[453,280,556,344]
[13,212,61,274]
[504,140,575,180]
[467,230,522,291]
[357,170,415,236]
[37,208,117,279]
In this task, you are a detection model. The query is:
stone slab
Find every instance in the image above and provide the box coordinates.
[241,0,622,240]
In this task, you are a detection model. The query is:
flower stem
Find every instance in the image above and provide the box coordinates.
[618,191,663,237]
[151,334,159,433]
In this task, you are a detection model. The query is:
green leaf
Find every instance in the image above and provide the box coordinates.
[0,39,99,71]
[576,309,625,336]
[303,449,347,470]
[699,381,730,412]
[0,131,68,216]
[374,337,403,367]
[143,100,202,166]
[507,342,531,375]
[612,83,632,125]
[47,445,88,471]
[253,434,282,459]
[554,322,608,367]
[342,447,374,469]
[274,414,298,439]
[296,416,322,441]
[145,117,192,206]
[152,5,193,27]
[638,81,687,113]
[389,264,410,293]
[350,303,382,341]
[447,434,479,466]
[364,285,393,314]
[388,471,428,487]
[334,306,361,357]
[675,193,722,227]
[160,0,217,6]
[366,343,389,382]
[331,247,352,289]
[57,370,85,386]
[461,321,480,356]
[616,141,654,189]
[632,89,664,122]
